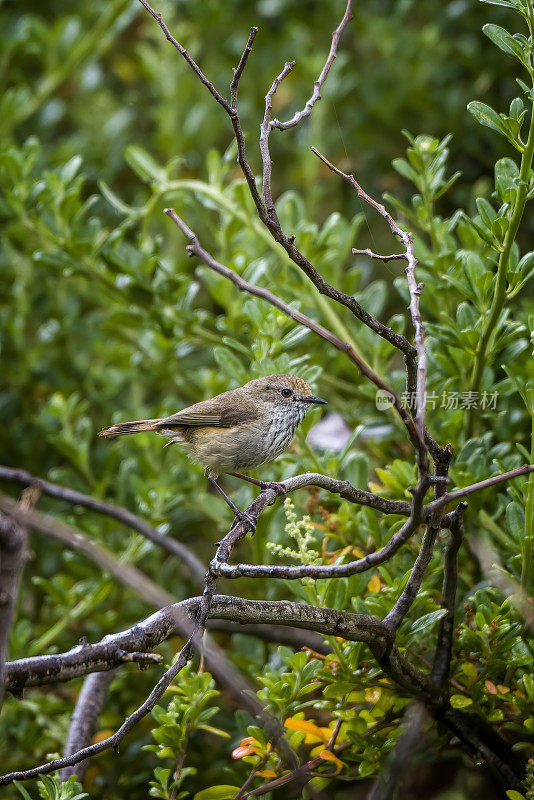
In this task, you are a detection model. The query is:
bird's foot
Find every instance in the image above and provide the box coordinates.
[231,509,257,533]
[259,480,287,497]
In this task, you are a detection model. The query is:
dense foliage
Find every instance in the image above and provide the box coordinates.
[1,0,533,798]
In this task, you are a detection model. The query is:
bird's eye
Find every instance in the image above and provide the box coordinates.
[281,388,293,398]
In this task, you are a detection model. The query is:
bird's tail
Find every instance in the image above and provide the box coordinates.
[98,419,162,438]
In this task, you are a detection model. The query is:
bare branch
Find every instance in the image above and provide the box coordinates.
[0,512,26,709]
[0,502,292,771]
[424,463,534,512]
[0,465,206,583]
[352,248,407,262]
[3,597,381,695]
[311,146,429,471]
[4,592,524,786]
[5,637,164,694]
[0,482,297,786]
[383,524,440,632]
[1,637,197,785]
[212,503,424,581]
[260,60,295,220]
[270,0,354,131]
[0,493,175,609]
[432,503,466,686]
[3,597,397,686]
[230,27,258,110]
[383,447,453,631]
[60,671,117,782]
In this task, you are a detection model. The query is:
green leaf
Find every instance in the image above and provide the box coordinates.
[461,662,478,685]
[516,77,534,100]
[99,180,138,216]
[522,672,534,701]
[434,169,462,200]
[506,791,526,800]
[483,24,530,69]
[392,157,419,184]
[495,157,520,204]
[213,346,246,381]
[506,501,525,541]
[476,197,497,229]
[61,155,83,182]
[193,786,240,800]
[468,101,509,138]
[125,145,166,183]
[450,694,473,708]
[482,0,525,7]
[409,609,448,634]
[323,576,349,610]
[13,782,33,800]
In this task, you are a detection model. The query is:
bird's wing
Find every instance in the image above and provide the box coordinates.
[156,406,222,428]
[156,390,259,429]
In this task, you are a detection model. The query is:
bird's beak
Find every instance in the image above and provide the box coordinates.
[300,395,328,405]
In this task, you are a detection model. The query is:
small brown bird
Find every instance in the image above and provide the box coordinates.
[99,374,327,528]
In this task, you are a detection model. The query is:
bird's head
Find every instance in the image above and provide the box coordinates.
[243,374,327,416]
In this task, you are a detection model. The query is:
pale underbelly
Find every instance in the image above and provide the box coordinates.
[175,418,297,474]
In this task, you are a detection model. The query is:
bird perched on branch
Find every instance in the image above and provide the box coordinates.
[99,374,327,529]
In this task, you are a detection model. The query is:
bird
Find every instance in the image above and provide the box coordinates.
[99,374,327,529]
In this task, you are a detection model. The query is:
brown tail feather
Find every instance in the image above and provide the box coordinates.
[99,419,162,438]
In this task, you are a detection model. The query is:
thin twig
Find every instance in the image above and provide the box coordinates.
[327,717,343,750]
[213,508,424,580]
[230,27,258,110]
[236,748,272,800]
[432,504,466,686]
[136,0,265,218]
[424,463,534,512]
[271,0,354,130]
[0,465,206,583]
[383,447,453,631]
[260,60,295,220]
[311,145,429,473]
[352,248,407,262]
